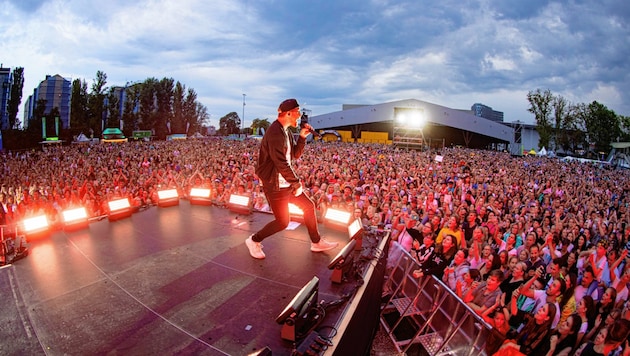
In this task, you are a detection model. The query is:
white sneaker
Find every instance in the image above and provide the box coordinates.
[246,235,265,259]
[311,238,338,252]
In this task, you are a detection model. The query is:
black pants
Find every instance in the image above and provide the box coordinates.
[252,187,321,243]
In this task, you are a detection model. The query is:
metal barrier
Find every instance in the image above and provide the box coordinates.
[381,243,499,355]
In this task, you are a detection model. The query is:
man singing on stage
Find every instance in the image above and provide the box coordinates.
[246,98,338,259]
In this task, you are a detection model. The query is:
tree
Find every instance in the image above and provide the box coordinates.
[155,77,174,138]
[181,88,198,134]
[7,67,24,129]
[138,77,158,134]
[194,102,209,134]
[171,81,199,135]
[551,95,569,151]
[219,112,241,135]
[70,78,89,133]
[557,104,586,153]
[527,89,554,149]
[87,71,108,137]
[583,101,620,154]
[121,83,140,136]
[620,115,630,142]
[251,118,270,135]
[172,82,186,134]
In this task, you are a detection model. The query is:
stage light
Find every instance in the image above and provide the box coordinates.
[288,203,304,222]
[328,239,357,284]
[348,218,364,250]
[62,207,89,231]
[189,187,212,205]
[324,207,352,230]
[157,189,179,207]
[22,215,50,238]
[276,276,320,342]
[394,108,425,128]
[107,197,132,221]
[228,194,252,215]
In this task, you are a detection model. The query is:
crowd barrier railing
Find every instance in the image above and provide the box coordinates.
[380,243,500,355]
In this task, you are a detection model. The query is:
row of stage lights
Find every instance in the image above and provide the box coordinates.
[22,187,364,245]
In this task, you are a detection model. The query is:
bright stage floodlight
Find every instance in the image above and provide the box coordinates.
[228,194,252,215]
[394,108,425,129]
[107,197,132,221]
[62,207,89,231]
[324,207,352,230]
[347,218,364,250]
[288,203,304,222]
[22,215,50,238]
[189,187,212,205]
[328,239,357,283]
[157,189,179,207]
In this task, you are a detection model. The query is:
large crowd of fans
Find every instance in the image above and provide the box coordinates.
[2,137,630,355]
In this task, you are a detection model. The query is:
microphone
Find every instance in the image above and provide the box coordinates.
[300,114,321,137]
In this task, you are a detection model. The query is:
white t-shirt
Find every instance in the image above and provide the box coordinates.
[278,129,292,188]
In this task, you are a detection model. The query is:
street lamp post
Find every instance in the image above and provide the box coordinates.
[242,94,246,134]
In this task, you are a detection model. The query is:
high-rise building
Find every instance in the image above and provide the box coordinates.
[0,66,11,130]
[23,74,72,130]
[471,103,504,122]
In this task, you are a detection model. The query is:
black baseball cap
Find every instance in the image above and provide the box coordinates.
[278,98,299,113]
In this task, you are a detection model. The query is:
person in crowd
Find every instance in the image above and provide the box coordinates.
[463,269,504,314]
[480,251,502,280]
[503,255,519,280]
[409,221,436,266]
[526,244,546,278]
[562,250,579,277]
[443,248,471,290]
[462,210,480,247]
[497,250,511,277]
[598,287,618,319]
[468,228,490,269]
[558,272,578,326]
[482,294,510,355]
[456,268,481,300]
[500,261,527,304]
[579,239,612,289]
[516,231,537,257]
[516,264,565,329]
[412,233,457,279]
[386,216,424,271]
[498,302,557,355]
[586,308,622,345]
[543,313,582,356]
[436,215,465,248]
[575,266,602,304]
[576,295,598,348]
[574,319,630,356]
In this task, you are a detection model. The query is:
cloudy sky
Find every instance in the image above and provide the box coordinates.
[2,0,629,127]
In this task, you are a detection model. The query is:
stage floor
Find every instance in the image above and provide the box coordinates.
[0,202,369,356]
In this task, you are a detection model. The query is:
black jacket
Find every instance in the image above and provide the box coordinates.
[255,120,306,192]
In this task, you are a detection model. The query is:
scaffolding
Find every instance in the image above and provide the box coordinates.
[393,125,425,150]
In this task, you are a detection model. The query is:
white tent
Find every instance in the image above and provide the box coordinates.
[538,147,547,156]
[75,133,90,142]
